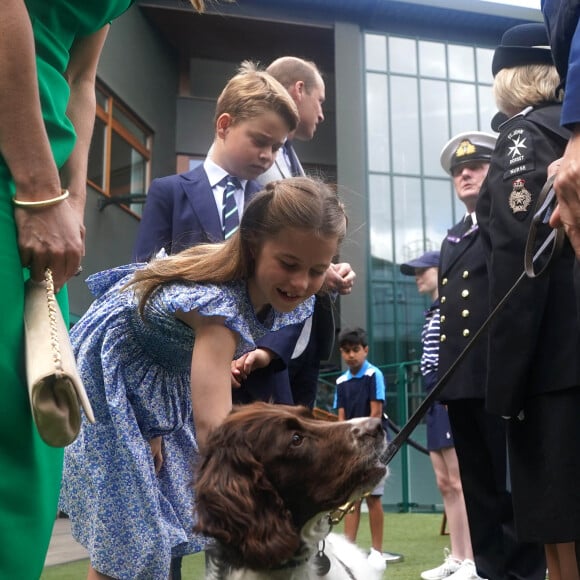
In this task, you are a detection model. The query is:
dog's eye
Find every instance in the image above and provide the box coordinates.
[291,433,304,446]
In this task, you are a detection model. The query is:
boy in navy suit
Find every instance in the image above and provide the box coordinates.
[134,62,298,259]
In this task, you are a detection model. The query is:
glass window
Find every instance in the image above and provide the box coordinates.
[89,81,152,216]
[419,41,447,78]
[420,79,449,177]
[369,173,392,263]
[366,73,390,172]
[476,47,494,84]
[113,106,149,146]
[392,175,422,264]
[365,34,387,72]
[478,84,497,133]
[448,44,475,81]
[363,32,493,369]
[390,75,420,174]
[424,178,455,249]
[389,37,417,75]
[449,82,478,135]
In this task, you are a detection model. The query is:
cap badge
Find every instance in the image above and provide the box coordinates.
[509,178,532,214]
[455,140,476,158]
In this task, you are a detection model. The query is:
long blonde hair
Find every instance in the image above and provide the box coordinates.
[129,177,347,315]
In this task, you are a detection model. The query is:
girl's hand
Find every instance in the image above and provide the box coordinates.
[149,436,163,473]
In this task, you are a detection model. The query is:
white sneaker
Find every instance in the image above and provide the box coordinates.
[421,548,462,580]
[368,548,387,572]
[446,559,486,580]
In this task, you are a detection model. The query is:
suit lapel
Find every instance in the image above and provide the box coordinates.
[182,166,223,242]
[440,222,479,276]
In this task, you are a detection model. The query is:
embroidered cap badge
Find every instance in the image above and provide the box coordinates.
[455,140,477,158]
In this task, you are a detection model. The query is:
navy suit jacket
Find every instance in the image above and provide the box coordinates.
[133,164,301,404]
[134,164,262,261]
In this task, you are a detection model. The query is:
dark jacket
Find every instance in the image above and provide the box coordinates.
[133,164,262,261]
[437,217,489,402]
[477,104,580,417]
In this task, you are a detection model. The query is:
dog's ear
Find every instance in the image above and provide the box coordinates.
[195,439,301,569]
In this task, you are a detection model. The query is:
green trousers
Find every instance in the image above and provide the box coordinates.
[0,174,65,579]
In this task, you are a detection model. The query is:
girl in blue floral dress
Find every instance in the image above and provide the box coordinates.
[60,177,347,579]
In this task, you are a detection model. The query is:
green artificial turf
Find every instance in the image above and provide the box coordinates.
[41,513,450,579]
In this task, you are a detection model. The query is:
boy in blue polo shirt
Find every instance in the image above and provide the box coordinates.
[334,327,388,573]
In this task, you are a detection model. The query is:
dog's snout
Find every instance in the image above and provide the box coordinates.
[350,417,383,439]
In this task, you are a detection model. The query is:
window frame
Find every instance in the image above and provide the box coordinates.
[88,80,153,217]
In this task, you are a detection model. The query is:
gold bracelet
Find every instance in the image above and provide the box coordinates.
[12,189,70,208]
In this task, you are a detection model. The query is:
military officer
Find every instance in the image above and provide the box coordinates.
[437,131,546,580]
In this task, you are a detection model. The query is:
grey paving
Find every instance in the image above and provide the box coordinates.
[44,518,88,567]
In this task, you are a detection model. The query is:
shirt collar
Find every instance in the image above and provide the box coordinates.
[346,359,370,380]
[204,157,248,190]
[466,211,477,225]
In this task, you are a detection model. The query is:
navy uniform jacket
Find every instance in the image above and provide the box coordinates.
[133,164,302,404]
[437,218,489,402]
[477,104,580,417]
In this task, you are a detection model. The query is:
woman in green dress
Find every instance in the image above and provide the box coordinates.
[0,1,203,577]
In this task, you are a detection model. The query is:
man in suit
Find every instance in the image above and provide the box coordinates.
[258,56,325,183]
[256,56,355,409]
[436,132,545,580]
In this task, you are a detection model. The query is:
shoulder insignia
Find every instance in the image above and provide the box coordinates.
[502,127,535,180]
[508,178,532,217]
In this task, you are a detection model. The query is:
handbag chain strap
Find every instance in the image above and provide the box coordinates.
[44,268,64,374]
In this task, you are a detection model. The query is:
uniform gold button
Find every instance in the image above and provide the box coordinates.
[462,270,469,279]
[440,315,446,323]
[440,334,447,342]
[440,296,446,303]
[442,277,448,286]
[461,309,470,318]
[463,329,470,337]
[461,289,469,298]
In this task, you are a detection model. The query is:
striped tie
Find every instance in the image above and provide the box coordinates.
[222,176,241,239]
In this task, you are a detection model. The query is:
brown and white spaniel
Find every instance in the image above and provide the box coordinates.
[195,402,388,579]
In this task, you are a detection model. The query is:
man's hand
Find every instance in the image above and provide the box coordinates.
[550,129,580,258]
[325,262,356,295]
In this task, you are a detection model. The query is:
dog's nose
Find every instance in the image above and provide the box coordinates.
[350,417,383,440]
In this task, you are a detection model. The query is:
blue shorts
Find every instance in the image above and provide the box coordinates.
[424,372,454,452]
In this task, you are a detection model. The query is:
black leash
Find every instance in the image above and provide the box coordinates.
[381,176,564,466]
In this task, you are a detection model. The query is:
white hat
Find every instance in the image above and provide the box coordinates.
[440,131,497,175]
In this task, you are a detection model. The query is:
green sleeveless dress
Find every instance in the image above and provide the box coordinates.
[0,2,132,578]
